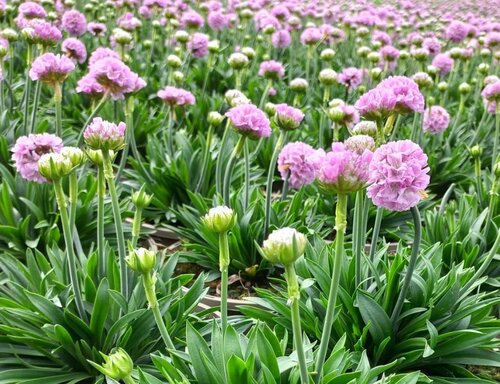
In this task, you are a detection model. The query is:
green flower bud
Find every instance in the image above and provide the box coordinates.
[328,106,345,123]
[173,70,184,83]
[207,111,224,126]
[427,65,439,75]
[320,48,336,61]
[265,102,276,116]
[228,52,249,70]
[480,48,491,58]
[60,147,85,168]
[1,28,18,42]
[427,96,436,106]
[289,78,308,93]
[132,184,152,209]
[175,30,189,44]
[477,63,490,75]
[88,348,133,381]
[85,149,115,166]
[0,46,7,58]
[263,24,275,35]
[494,162,500,179]
[208,40,220,53]
[241,47,255,60]
[370,67,382,79]
[260,228,306,266]
[239,8,253,19]
[459,82,471,94]
[113,28,133,44]
[319,68,337,85]
[367,51,381,63]
[469,145,483,158]
[127,248,156,275]
[351,121,377,138]
[21,28,35,43]
[38,153,73,182]
[143,39,152,49]
[437,81,448,92]
[371,40,382,50]
[167,54,182,68]
[399,49,410,60]
[202,206,236,233]
[357,46,371,58]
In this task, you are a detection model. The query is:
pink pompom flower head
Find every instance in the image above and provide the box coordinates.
[422,106,450,134]
[367,140,430,212]
[84,117,126,151]
[87,22,107,37]
[187,33,209,58]
[157,86,195,107]
[225,104,271,140]
[11,133,63,183]
[481,80,500,114]
[316,140,373,195]
[278,142,323,189]
[61,10,87,37]
[355,76,424,121]
[29,53,75,86]
[258,60,285,80]
[274,103,304,131]
[337,67,363,90]
[32,20,62,46]
[62,38,87,64]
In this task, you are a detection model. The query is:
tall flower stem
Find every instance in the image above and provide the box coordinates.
[131,206,143,249]
[102,149,128,299]
[222,136,246,207]
[143,272,175,350]
[369,207,383,262]
[97,165,106,278]
[243,140,250,209]
[492,105,500,171]
[390,206,421,324]
[264,131,287,238]
[68,172,83,260]
[195,124,213,193]
[353,190,365,288]
[284,263,309,384]
[29,80,42,134]
[216,121,231,197]
[315,193,348,383]
[319,87,330,148]
[23,45,33,135]
[123,376,136,384]
[281,171,290,202]
[259,80,273,109]
[53,179,87,322]
[219,231,230,331]
[116,97,135,181]
[474,157,483,208]
[165,106,176,160]
[0,62,5,115]
[483,177,498,242]
[54,82,63,137]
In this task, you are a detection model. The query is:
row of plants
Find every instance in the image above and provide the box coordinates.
[0,0,499,383]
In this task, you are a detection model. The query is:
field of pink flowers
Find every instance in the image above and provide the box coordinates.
[0,0,499,383]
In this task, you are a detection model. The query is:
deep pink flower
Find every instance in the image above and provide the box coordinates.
[278,142,323,188]
[422,106,450,134]
[187,33,209,58]
[29,53,75,85]
[316,141,373,194]
[61,10,87,37]
[62,38,87,64]
[11,133,63,183]
[258,60,285,79]
[337,67,363,90]
[367,140,430,211]
[225,104,271,139]
[157,86,195,106]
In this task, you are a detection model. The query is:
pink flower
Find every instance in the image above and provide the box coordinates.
[84,117,126,150]
[225,104,271,140]
[62,38,87,64]
[337,67,363,90]
[274,103,304,131]
[258,60,285,79]
[11,133,63,183]
[367,140,430,211]
[29,53,75,85]
[422,106,450,134]
[445,20,470,43]
[32,20,62,46]
[300,27,322,45]
[87,22,107,36]
[272,30,292,48]
[278,142,323,188]
[482,80,500,114]
[432,54,454,75]
[316,141,373,194]
[207,11,228,31]
[88,47,120,66]
[187,33,209,58]
[61,10,87,37]
[157,86,195,106]
[181,10,205,29]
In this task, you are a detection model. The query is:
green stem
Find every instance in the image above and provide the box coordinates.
[102,150,128,299]
[123,375,137,384]
[131,208,143,249]
[54,83,62,137]
[29,80,42,134]
[243,140,250,209]
[314,193,347,383]
[474,158,483,208]
[116,97,135,181]
[285,264,309,384]
[195,125,213,193]
[165,107,175,159]
[54,180,87,322]
[319,87,330,148]
[68,172,83,261]
[353,191,364,288]
[281,171,289,202]
[144,273,175,350]
[492,107,500,171]
[216,121,231,197]
[97,165,106,278]
[264,131,287,238]
[23,52,32,135]
[369,207,384,261]
[258,80,272,109]
[390,206,421,323]
[483,178,498,243]
[219,231,230,331]
[222,136,245,207]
